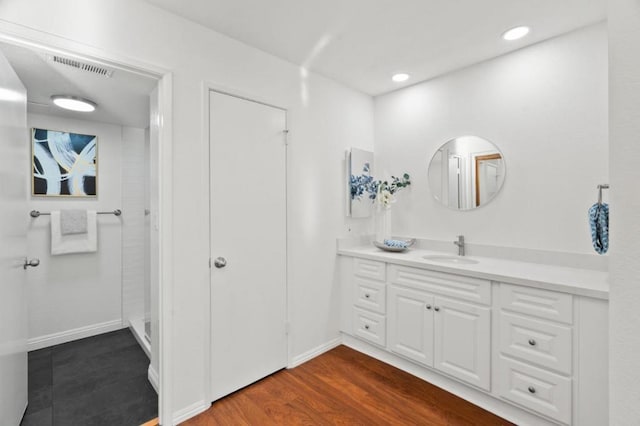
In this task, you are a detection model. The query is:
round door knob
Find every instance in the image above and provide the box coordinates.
[528,339,537,346]
[23,258,40,270]
[434,306,440,312]
[213,257,227,268]
[426,304,432,310]
[528,386,536,394]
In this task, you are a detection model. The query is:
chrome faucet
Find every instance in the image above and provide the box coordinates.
[453,235,465,256]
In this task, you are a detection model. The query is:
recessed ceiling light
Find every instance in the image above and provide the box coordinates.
[51,95,97,112]
[392,73,410,83]
[502,26,530,41]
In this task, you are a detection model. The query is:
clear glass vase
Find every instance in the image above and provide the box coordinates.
[375,205,392,242]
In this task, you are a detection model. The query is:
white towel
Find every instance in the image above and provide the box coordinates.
[51,210,97,255]
[61,209,88,235]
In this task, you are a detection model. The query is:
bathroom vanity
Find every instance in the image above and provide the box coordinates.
[338,242,608,426]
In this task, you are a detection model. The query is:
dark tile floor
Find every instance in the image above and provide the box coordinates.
[20,328,158,426]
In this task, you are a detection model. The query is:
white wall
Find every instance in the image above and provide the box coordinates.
[374,23,608,254]
[608,0,640,423]
[0,0,375,417]
[26,113,124,347]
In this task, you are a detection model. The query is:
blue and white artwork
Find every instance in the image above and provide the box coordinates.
[348,147,374,218]
[32,128,97,196]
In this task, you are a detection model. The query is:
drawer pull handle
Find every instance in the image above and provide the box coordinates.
[426,304,432,310]
[365,294,370,299]
[434,306,440,312]
[528,386,536,394]
[364,325,370,330]
[528,339,537,346]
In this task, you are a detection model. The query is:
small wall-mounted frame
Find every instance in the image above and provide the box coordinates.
[32,128,97,197]
[347,147,374,217]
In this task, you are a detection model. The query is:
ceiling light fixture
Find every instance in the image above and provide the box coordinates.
[502,26,530,41]
[392,73,410,83]
[51,95,97,112]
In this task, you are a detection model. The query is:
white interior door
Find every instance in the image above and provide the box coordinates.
[209,90,287,401]
[0,49,29,425]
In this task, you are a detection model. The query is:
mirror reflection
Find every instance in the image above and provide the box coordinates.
[428,136,505,210]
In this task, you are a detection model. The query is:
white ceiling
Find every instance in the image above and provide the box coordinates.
[145,0,606,96]
[0,42,157,128]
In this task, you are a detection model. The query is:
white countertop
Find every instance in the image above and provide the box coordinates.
[338,245,609,300]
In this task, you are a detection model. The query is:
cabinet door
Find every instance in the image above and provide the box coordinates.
[388,285,434,367]
[434,297,491,391]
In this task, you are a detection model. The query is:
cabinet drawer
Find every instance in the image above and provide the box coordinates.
[353,308,386,347]
[499,312,572,375]
[389,265,491,305]
[354,258,386,281]
[354,277,386,314]
[499,284,573,324]
[498,355,571,425]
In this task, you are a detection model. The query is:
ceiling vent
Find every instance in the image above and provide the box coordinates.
[49,55,114,77]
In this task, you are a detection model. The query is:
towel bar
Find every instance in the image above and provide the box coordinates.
[30,209,122,218]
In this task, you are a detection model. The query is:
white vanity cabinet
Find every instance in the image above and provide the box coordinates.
[496,284,574,425]
[351,258,387,347]
[387,265,491,391]
[339,251,609,426]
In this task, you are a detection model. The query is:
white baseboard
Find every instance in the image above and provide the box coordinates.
[172,400,210,425]
[289,336,342,368]
[129,318,151,359]
[148,365,159,394]
[27,319,124,351]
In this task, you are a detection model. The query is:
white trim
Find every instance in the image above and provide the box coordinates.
[20,401,27,426]
[201,81,291,112]
[27,320,124,351]
[201,82,212,408]
[0,20,165,79]
[148,365,159,394]
[157,73,174,426]
[0,23,174,426]
[129,318,151,359]
[172,400,210,425]
[203,82,290,405]
[288,337,342,369]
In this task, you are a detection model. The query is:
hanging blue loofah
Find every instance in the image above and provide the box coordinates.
[588,203,609,254]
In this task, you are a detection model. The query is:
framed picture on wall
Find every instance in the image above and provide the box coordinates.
[347,147,374,218]
[32,128,97,197]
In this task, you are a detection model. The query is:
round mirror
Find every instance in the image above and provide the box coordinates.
[428,135,506,210]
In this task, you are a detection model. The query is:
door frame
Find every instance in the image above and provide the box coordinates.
[201,81,290,403]
[0,22,175,425]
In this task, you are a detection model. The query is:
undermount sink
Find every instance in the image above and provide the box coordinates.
[422,255,479,265]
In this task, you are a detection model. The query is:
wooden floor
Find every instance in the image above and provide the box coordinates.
[181,345,514,426]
